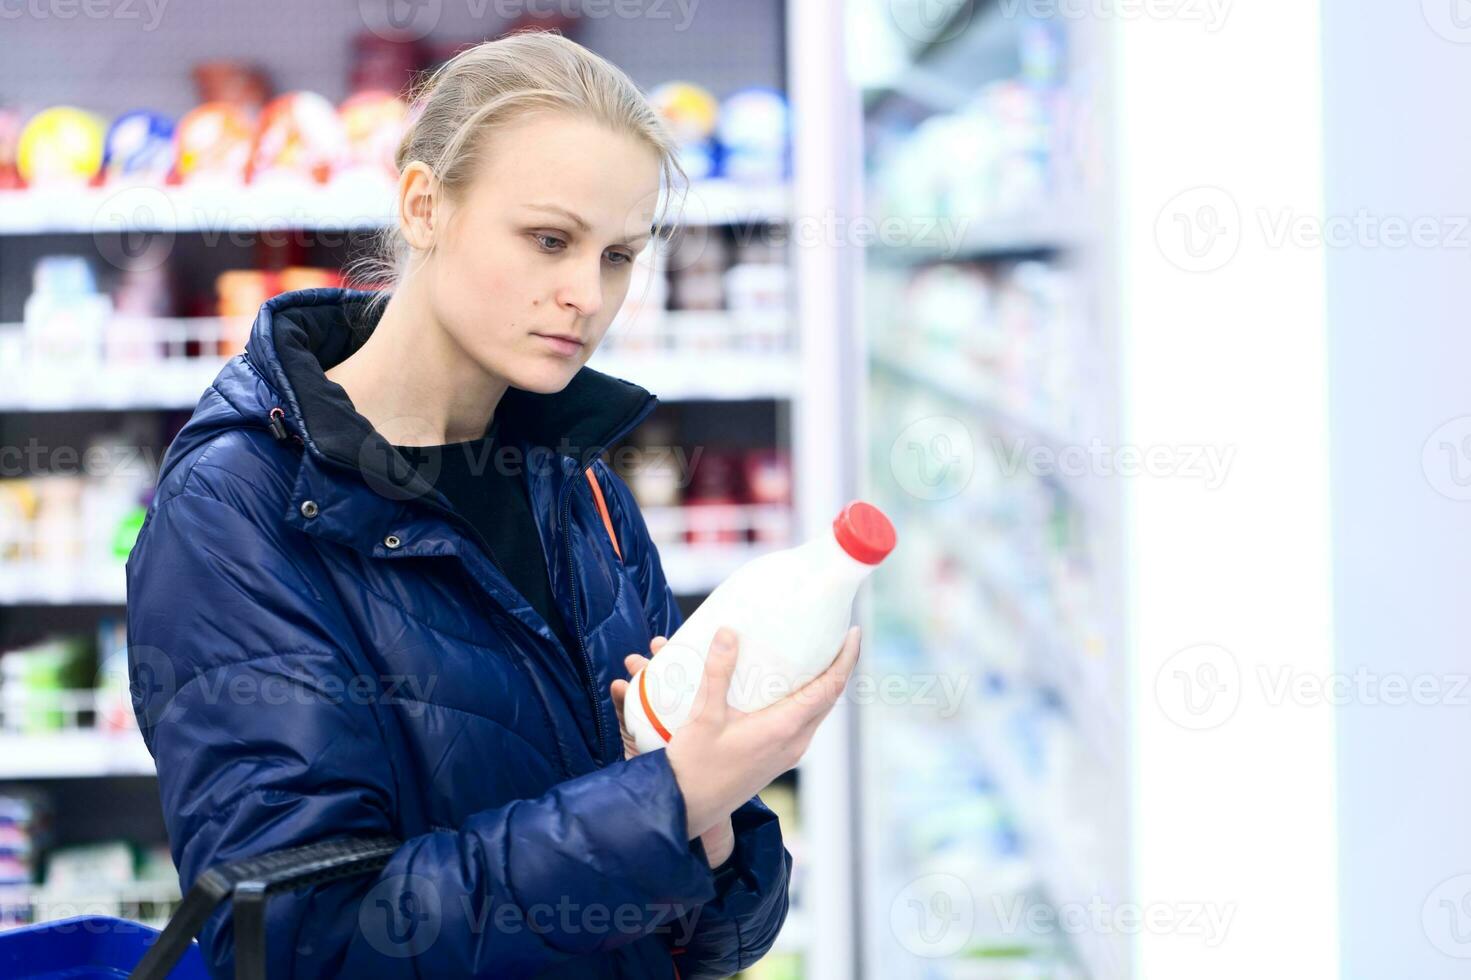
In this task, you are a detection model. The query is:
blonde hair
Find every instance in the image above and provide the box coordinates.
[347,30,687,321]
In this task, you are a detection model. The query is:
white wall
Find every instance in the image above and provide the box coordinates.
[1322,3,1471,976]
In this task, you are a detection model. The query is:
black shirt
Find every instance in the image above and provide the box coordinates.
[390,416,581,656]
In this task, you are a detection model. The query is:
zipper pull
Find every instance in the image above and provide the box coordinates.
[268,406,289,441]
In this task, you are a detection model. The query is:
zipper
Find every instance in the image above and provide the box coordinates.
[560,475,608,765]
[561,398,660,766]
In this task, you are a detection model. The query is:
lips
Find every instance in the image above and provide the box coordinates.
[533,333,585,357]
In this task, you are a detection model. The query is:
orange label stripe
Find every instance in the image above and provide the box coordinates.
[637,666,673,743]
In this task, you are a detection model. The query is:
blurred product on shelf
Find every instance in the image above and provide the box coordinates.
[624,418,683,508]
[605,229,792,354]
[246,91,352,186]
[0,106,24,189]
[649,81,721,179]
[868,22,1069,231]
[23,256,111,373]
[1,638,85,734]
[350,32,426,95]
[217,267,343,355]
[0,793,50,898]
[668,230,730,312]
[4,256,350,396]
[101,111,175,185]
[716,87,790,182]
[684,450,750,546]
[190,60,272,115]
[112,246,175,321]
[0,429,156,599]
[874,258,1088,443]
[15,107,105,187]
[725,246,789,317]
[0,833,183,932]
[173,101,255,185]
[0,67,787,195]
[94,618,136,734]
[616,416,795,550]
[0,619,139,741]
[743,450,795,544]
[338,90,410,182]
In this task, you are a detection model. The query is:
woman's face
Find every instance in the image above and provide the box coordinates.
[423,112,663,394]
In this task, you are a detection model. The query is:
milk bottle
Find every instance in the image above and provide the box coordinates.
[623,500,896,753]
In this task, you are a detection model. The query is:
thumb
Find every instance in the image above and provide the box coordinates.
[690,628,739,724]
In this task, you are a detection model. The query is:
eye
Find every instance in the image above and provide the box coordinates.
[605,249,635,266]
[532,233,566,252]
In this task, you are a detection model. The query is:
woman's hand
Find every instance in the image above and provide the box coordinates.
[662,625,861,840]
[612,637,735,868]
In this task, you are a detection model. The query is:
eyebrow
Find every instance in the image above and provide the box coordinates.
[524,203,653,245]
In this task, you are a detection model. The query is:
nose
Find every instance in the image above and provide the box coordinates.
[556,255,604,319]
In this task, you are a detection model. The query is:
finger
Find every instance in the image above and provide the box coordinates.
[650,636,668,655]
[611,679,628,723]
[793,626,863,735]
[624,653,651,676]
[759,626,861,731]
[689,627,739,725]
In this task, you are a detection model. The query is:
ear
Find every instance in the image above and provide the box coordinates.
[397,160,440,251]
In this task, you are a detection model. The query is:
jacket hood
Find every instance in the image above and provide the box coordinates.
[177,287,658,501]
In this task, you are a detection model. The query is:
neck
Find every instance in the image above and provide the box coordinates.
[325,273,509,447]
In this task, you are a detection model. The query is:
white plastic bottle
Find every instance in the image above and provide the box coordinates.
[623,500,897,754]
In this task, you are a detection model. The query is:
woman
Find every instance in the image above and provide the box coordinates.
[125,31,860,980]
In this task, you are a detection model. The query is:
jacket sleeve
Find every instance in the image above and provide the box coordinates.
[594,459,794,978]
[126,471,721,980]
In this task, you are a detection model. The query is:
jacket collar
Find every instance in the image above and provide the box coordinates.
[242,287,659,506]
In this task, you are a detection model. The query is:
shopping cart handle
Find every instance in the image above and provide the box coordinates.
[128,834,401,980]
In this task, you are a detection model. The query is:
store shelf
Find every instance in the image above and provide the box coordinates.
[592,347,797,402]
[0,731,155,779]
[0,311,795,411]
[0,564,127,606]
[0,349,796,412]
[0,356,230,412]
[0,879,180,929]
[0,538,785,606]
[654,540,785,596]
[870,348,1081,463]
[0,178,791,236]
[870,210,1085,263]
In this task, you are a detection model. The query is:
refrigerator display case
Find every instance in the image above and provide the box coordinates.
[849,3,1128,977]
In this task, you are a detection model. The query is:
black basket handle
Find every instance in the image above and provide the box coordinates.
[129,835,401,980]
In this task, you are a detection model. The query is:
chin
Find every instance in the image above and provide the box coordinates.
[505,358,583,394]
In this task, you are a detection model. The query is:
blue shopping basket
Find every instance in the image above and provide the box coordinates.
[0,835,399,980]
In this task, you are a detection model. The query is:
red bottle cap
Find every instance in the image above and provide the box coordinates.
[832,501,896,565]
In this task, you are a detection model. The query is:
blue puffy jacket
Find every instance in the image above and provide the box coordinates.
[125,288,792,978]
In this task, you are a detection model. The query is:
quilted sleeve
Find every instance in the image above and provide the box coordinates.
[126,470,720,979]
